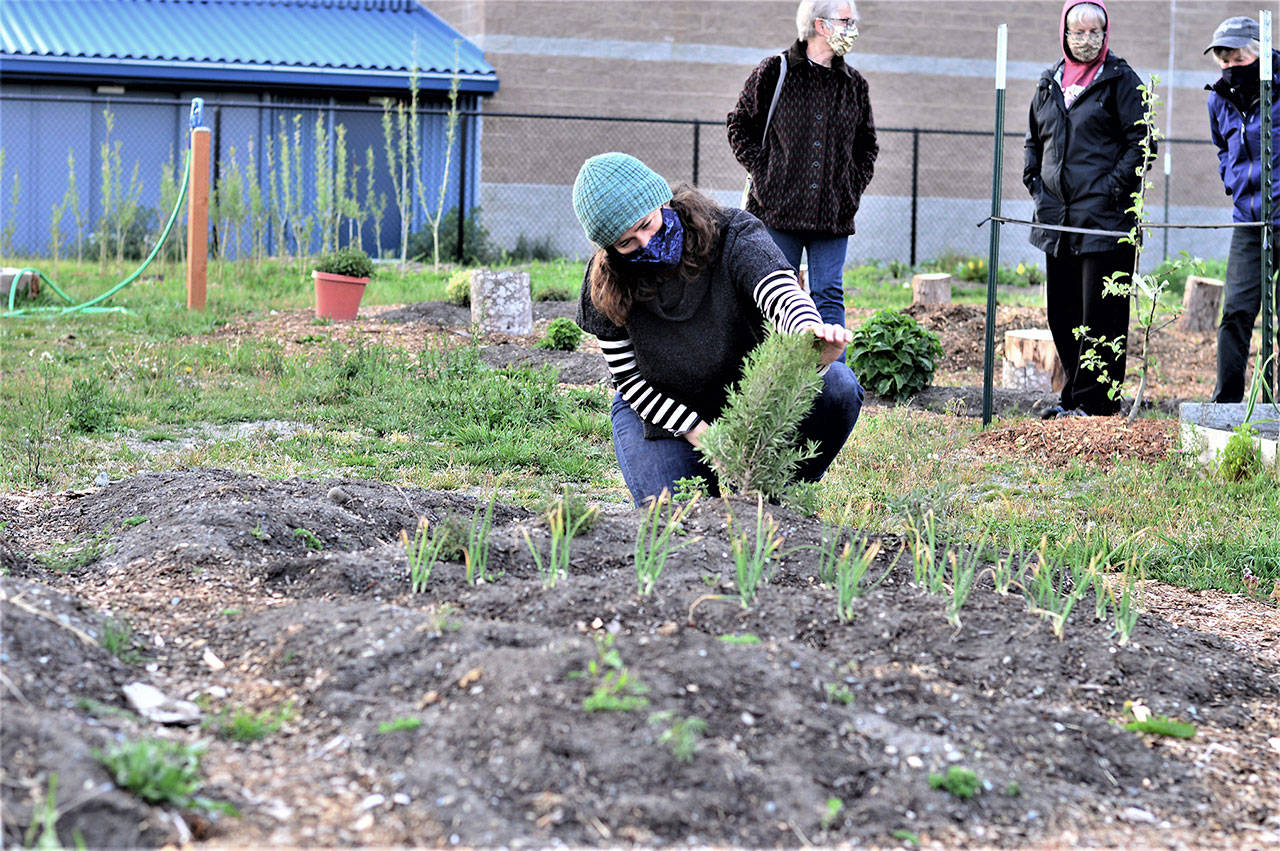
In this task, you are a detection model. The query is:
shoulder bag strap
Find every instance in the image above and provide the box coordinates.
[741,51,789,208]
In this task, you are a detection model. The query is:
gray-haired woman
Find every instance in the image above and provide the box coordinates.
[1024,0,1151,417]
[727,0,878,341]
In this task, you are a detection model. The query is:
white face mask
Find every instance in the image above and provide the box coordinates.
[826,23,858,56]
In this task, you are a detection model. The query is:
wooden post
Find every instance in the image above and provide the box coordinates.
[186,126,210,311]
[1179,276,1225,334]
[911,272,953,306]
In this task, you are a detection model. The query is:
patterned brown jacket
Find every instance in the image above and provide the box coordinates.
[726,39,878,236]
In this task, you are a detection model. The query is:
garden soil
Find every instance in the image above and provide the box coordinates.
[2,299,1277,849]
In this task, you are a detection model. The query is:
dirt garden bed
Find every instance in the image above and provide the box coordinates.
[3,299,1276,848]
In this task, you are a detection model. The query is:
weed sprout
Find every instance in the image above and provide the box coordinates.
[522,499,596,589]
[649,711,707,762]
[634,492,699,597]
[727,496,783,608]
[404,517,449,592]
[464,493,500,585]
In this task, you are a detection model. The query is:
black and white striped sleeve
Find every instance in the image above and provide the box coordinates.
[598,336,702,435]
[751,268,822,332]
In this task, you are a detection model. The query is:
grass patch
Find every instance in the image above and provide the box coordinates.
[2,256,1269,605]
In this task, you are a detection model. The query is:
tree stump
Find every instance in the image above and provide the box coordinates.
[911,272,952,306]
[470,270,532,335]
[1002,328,1065,391]
[1179,276,1225,334]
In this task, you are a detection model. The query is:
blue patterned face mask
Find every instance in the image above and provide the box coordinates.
[625,208,684,268]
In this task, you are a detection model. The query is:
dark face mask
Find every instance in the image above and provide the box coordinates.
[1223,59,1260,92]
[624,208,684,269]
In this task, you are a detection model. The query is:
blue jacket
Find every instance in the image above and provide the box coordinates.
[1206,50,1280,224]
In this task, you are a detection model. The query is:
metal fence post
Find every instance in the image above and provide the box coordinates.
[457,112,468,264]
[1260,9,1274,402]
[982,26,1008,427]
[692,121,701,187]
[910,128,920,267]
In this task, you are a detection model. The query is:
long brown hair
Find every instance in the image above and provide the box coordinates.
[587,184,722,326]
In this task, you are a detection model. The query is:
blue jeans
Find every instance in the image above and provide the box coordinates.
[611,363,865,506]
[764,227,850,330]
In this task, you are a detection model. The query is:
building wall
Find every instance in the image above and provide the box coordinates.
[424,0,1263,265]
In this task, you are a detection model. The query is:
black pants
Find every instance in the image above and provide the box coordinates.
[1213,226,1280,403]
[1045,245,1134,415]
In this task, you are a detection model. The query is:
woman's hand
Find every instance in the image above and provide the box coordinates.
[683,420,709,448]
[807,323,854,367]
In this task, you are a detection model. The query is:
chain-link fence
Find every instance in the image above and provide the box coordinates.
[0,92,1234,271]
[476,112,1234,271]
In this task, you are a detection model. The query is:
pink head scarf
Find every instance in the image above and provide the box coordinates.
[1060,0,1109,104]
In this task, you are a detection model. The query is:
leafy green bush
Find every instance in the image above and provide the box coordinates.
[849,310,944,401]
[445,271,471,306]
[314,247,373,279]
[408,206,498,266]
[537,317,583,351]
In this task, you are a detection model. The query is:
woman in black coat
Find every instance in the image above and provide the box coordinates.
[1024,0,1150,417]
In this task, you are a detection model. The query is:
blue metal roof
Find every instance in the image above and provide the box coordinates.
[0,0,498,94]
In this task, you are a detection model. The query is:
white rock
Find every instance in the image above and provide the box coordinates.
[123,682,201,725]
[1122,807,1157,824]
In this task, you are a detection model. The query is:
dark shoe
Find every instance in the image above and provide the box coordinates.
[1039,404,1067,420]
[1055,407,1090,418]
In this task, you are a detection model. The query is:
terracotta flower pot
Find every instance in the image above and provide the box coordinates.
[313,270,368,320]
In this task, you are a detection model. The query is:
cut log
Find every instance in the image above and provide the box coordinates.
[1179,276,1225,334]
[1002,328,1065,391]
[911,272,952,306]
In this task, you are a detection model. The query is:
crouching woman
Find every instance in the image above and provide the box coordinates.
[572,152,864,506]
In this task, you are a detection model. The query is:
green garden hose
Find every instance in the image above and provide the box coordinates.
[3,147,191,318]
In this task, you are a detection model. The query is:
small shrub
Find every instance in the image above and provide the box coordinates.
[849,310,944,401]
[698,330,822,497]
[66,375,114,434]
[537,317,583,352]
[445,270,471,306]
[314,246,373,278]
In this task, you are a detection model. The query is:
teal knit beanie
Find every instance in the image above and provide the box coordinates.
[572,153,673,248]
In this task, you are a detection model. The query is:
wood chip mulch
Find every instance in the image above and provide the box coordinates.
[970,416,1177,470]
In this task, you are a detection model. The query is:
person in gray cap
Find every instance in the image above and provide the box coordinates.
[571,152,863,506]
[1205,15,1280,402]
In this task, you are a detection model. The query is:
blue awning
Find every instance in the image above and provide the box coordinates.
[0,0,498,94]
